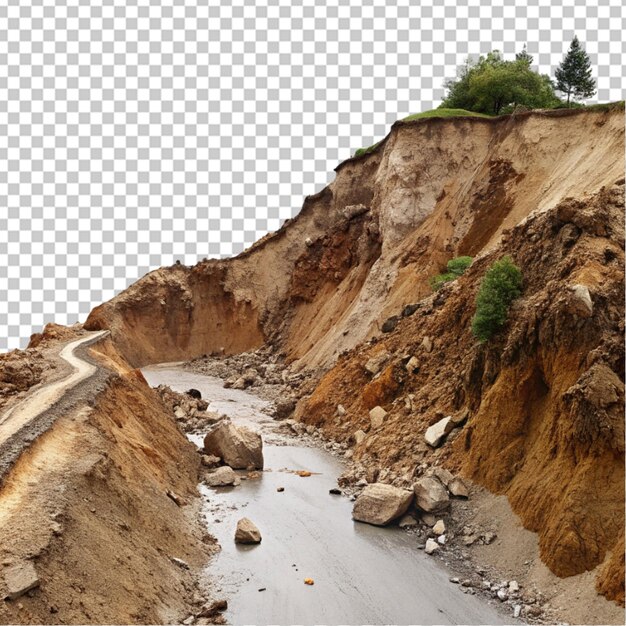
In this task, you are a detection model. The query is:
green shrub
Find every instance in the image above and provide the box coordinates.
[447,256,473,276]
[471,256,523,342]
[430,256,473,291]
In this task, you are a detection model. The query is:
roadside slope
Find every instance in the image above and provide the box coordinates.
[0,329,213,624]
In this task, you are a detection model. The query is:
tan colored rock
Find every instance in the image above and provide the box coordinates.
[205,466,241,487]
[567,284,593,317]
[413,476,450,513]
[234,518,262,544]
[369,405,387,429]
[405,356,419,372]
[421,336,433,353]
[448,476,469,498]
[203,421,264,470]
[354,429,367,445]
[3,561,40,600]
[433,519,446,535]
[352,483,413,526]
[424,416,453,447]
[425,538,439,554]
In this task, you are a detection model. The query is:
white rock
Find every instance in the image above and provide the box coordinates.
[352,483,414,526]
[425,538,439,554]
[497,588,509,601]
[437,534,446,545]
[433,519,446,535]
[369,406,387,429]
[509,580,520,593]
[424,416,453,447]
[174,407,186,419]
[337,404,346,416]
[513,605,522,619]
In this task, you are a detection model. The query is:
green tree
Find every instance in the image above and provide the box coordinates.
[441,51,558,115]
[471,256,523,342]
[516,45,533,67]
[430,256,473,291]
[555,36,596,105]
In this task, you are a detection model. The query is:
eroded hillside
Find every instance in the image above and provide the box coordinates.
[74,105,625,609]
[85,107,624,370]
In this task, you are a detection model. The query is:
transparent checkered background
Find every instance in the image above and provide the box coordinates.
[1,0,624,351]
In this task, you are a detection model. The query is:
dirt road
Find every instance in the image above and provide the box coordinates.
[0,331,109,478]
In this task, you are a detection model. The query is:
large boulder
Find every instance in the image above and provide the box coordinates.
[413,477,450,513]
[235,518,262,544]
[352,483,413,526]
[203,421,264,469]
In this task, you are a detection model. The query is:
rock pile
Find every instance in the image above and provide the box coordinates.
[154,384,217,434]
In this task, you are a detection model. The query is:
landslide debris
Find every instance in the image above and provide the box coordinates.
[299,180,625,605]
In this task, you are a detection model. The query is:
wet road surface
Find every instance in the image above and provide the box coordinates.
[143,365,511,625]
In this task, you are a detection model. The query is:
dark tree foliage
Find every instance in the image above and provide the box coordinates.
[555,36,596,105]
[515,45,533,67]
[441,51,559,115]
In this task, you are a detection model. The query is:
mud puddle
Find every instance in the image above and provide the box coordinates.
[142,365,511,625]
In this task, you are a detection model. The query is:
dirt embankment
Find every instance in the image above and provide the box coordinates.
[85,107,624,371]
[298,180,625,605]
[0,329,215,624]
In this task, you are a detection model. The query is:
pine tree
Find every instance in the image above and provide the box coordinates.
[555,36,596,105]
[515,45,533,68]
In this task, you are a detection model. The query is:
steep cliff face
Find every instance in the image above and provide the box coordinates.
[85,107,624,370]
[82,105,625,605]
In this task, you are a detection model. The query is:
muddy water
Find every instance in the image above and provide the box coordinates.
[143,365,510,625]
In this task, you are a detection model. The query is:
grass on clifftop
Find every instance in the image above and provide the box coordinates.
[353,109,492,157]
[402,108,493,122]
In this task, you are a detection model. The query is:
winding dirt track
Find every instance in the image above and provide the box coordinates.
[0,330,109,447]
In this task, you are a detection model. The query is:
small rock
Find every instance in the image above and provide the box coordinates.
[449,577,460,584]
[305,237,313,247]
[513,605,522,619]
[277,487,285,493]
[174,407,187,419]
[421,512,437,526]
[364,354,387,375]
[171,557,190,570]
[336,404,346,416]
[3,562,40,600]
[482,531,497,544]
[201,454,221,468]
[432,519,446,535]
[448,477,469,498]
[509,580,520,593]
[424,538,439,554]
[329,488,342,495]
[526,605,542,617]
[205,466,241,487]
[497,588,509,601]
[431,467,454,487]
[197,599,228,618]
[424,416,453,447]
[354,429,367,445]
[405,356,419,373]
[369,406,387,429]
[182,616,195,625]
[381,316,399,333]
[304,578,314,585]
[235,518,262,544]
[437,534,446,545]
[421,336,433,352]
[186,388,202,399]
[398,514,418,528]
[461,579,473,587]
[462,534,478,546]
